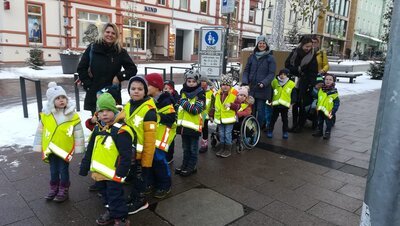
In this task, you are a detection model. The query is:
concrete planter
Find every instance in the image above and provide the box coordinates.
[59,53,81,74]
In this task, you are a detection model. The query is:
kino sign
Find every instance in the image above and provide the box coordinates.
[199,26,224,80]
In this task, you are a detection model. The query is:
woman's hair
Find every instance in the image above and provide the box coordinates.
[96,23,122,53]
[299,36,313,47]
[254,42,270,53]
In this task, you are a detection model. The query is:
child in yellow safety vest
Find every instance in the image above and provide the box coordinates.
[79,93,133,226]
[145,73,176,199]
[312,74,340,140]
[199,74,216,153]
[267,69,297,139]
[233,86,255,134]
[163,80,180,164]
[210,74,241,158]
[33,82,84,202]
[123,76,158,215]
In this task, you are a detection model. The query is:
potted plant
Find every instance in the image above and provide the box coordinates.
[59,49,82,74]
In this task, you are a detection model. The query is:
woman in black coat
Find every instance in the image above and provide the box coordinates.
[77,22,137,114]
[285,36,318,132]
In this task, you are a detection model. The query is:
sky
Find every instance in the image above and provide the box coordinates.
[0,61,382,149]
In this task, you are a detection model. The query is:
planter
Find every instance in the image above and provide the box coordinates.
[59,53,81,74]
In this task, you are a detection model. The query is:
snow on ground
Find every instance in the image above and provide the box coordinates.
[0,62,382,149]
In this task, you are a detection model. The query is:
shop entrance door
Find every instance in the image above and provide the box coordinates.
[175,30,183,60]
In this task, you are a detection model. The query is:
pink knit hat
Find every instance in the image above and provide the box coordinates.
[237,86,249,97]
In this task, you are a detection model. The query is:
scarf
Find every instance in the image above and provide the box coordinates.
[289,47,315,71]
[181,84,202,99]
[255,50,271,60]
[277,77,289,86]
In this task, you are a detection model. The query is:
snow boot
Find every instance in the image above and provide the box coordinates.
[44,181,59,200]
[53,182,69,202]
[199,139,208,153]
[220,144,232,158]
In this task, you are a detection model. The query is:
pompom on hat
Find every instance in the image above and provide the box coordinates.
[220,74,233,86]
[46,82,67,105]
[145,73,164,91]
[96,93,118,114]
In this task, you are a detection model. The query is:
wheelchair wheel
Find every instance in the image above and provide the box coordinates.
[240,115,260,150]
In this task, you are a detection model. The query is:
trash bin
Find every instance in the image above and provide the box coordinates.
[59,53,81,74]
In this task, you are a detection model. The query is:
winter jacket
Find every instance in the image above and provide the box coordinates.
[237,96,255,118]
[77,42,137,112]
[242,52,276,100]
[154,92,176,128]
[316,49,329,73]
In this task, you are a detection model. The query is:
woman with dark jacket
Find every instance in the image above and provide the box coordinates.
[285,36,319,132]
[242,35,276,128]
[77,22,137,114]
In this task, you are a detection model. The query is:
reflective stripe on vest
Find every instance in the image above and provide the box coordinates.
[202,89,214,119]
[271,79,295,108]
[40,112,81,163]
[214,87,238,124]
[177,93,203,132]
[155,105,177,152]
[317,89,338,117]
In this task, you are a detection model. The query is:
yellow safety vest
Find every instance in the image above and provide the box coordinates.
[41,112,81,163]
[238,103,249,112]
[156,104,177,152]
[202,89,214,120]
[124,98,157,156]
[317,89,339,117]
[214,87,238,124]
[271,79,295,108]
[90,123,134,183]
[177,93,203,132]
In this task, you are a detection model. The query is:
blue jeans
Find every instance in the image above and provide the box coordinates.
[218,123,234,145]
[97,180,128,219]
[252,98,266,127]
[146,148,171,190]
[49,154,69,184]
[265,104,273,128]
[181,135,199,170]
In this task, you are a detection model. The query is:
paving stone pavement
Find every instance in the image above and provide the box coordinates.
[0,90,379,226]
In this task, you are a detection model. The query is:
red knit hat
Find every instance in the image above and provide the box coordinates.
[145,73,164,91]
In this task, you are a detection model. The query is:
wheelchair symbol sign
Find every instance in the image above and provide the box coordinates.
[205,31,218,46]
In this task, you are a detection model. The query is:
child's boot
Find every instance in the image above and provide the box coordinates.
[220,144,232,158]
[216,143,225,157]
[53,182,70,202]
[323,131,331,140]
[199,139,208,153]
[44,181,59,200]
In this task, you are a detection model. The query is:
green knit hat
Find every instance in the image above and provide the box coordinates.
[96,93,118,113]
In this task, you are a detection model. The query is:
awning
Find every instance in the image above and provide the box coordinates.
[354,33,383,43]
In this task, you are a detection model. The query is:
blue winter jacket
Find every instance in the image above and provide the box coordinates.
[242,53,276,100]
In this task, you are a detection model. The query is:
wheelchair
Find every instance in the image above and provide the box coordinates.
[210,115,261,153]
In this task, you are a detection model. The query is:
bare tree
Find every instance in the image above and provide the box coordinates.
[287,0,328,33]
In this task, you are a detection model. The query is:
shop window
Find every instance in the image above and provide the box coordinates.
[158,0,166,5]
[201,0,207,13]
[28,4,43,43]
[180,0,188,10]
[123,18,146,51]
[78,11,109,47]
[249,8,255,23]
[193,30,199,54]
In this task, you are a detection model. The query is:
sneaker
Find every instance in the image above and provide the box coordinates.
[175,165,186,175]
[127,201,149,215]
[96,210,113,225]
[153,188,171,199]
[267,131,273,138]
[89,183,100,192]
[282,132,289,139]
[114,218,130,226]
[180,167,197,177]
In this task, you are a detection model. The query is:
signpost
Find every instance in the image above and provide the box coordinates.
[199,26,224,80]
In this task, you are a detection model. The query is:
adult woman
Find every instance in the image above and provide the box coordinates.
[77,22,137,113]
[242,35,276,128]
[285,36,318,132]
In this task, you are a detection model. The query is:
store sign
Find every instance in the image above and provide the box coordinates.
[144,6,157,13]
[199,26,224,80]
[221,0,235,15]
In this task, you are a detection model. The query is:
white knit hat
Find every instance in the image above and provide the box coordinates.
[46,81,67,105]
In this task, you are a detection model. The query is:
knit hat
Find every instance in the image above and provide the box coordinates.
[164,80,175,90]
[279,68,290,76]
[256,35,268,45]
[237,86,249,97]
[96,93,118,113]
[198,72,208,83]
[184,69,200,81]
[145,73,164,91]
[127,76,148,95]
[46,82,67,105]
[220,74,233,86]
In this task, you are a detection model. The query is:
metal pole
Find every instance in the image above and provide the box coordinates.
[20,77,28,118]
[361,1,400,225]
[74,73,80,112]
[260,1,266,35]
[35,80,42,120]
[223,14,230,74]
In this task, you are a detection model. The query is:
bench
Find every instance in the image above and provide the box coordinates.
[328,71,363,83]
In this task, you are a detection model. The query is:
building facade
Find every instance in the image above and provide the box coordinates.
[0,0,263,64]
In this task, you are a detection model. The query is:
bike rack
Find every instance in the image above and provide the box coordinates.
[73,73,80,112]
[20,76,42,120]
[170,66,191,80]
[144,67,166,80]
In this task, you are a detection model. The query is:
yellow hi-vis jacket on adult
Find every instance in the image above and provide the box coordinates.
[156,105,177,152]
[124,98,157,160]
[317,89,339,117]
[90,123,134,183]
[271,78,295,108]
[214,87,238,124]
[177,93,203,132]
[202,89,215,120]
[41,112,80,163]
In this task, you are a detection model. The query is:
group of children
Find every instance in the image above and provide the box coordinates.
[33,67,339,226]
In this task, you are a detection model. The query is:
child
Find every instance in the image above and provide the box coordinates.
[124,76,157,214]
[33,82,84,202]
[233,86,254,137]
[199,74,215,153]
[312,74,340,140]
[175,69,205,176]
[268,68,296,139]
[210,74,240,158]
[79,93,132,226]
[145,73,176,199]
[163,80,180,164]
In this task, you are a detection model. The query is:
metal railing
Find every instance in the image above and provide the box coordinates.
[144,67,167,80]
[170,66,191,80]
[20,76,42,120]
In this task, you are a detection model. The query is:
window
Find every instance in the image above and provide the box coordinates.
[201,0,207,13]
[28,4,43,43]
[267,4,273,20]
[158,0,166,5]
[78,11,109,47]
[249,8,255,23]
[180,0,188,9]
[123,18,146,51]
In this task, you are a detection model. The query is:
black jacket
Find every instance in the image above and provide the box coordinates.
[77,42,137,112]
[154,92,176,128]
